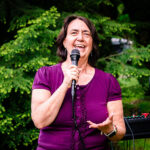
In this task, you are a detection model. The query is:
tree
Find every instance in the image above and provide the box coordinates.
[0,6,60,149]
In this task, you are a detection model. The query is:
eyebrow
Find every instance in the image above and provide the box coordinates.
[70,29,91,33]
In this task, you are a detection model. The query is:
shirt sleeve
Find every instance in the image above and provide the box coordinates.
[107,74,122,102]
[32,67,51,91]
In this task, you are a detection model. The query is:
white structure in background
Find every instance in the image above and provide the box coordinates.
[111,38,133,53]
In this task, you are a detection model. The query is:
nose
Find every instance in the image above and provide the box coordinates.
[77,32,84,41]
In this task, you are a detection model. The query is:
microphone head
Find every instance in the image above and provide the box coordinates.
[70,49,80,65]
[71,49,80,56]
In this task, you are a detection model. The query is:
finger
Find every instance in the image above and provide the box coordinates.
[87,120,103,127]
[78,68,82,73]
[71,71,79,76]
[70,69,80,77]
[87,120,94,125]
[71,72,79,80]
[70,65,81,72]
[71,70,80,76]
[101,113,113,125]
[87,121,99,128]
[69,65,78,70]
[100,119,111,127]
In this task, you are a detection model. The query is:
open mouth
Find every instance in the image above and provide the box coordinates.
[74,44,85,49]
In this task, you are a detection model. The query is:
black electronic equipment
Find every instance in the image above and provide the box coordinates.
[123,114,150,140]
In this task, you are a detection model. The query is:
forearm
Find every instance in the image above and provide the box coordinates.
[32,82,69,129]
[107,100,126,141]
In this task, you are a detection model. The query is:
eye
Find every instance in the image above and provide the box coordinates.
[83,32,91,37]
[71,31,77,35]
[84,33,89,35]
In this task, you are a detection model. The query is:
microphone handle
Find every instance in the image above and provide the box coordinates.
[71,60,77,98]
[71,80,76,98]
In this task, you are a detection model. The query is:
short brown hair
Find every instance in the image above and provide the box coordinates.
[56,15,100,66]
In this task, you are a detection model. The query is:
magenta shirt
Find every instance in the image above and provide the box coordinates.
[32,63,122,150]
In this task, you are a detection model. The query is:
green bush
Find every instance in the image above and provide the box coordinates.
[0,6,60,149]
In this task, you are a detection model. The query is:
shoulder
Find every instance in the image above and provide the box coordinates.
[32,63,62,91]
[34,63,61,82]
[94,68,119,86]
[38,63,61,71]
[95,68,112,79]
[95,68,122,101]
[37,63,61,75]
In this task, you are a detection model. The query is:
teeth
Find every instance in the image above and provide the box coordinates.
[75,45,85,48]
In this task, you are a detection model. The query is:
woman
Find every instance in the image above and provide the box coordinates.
[31,15,126,150]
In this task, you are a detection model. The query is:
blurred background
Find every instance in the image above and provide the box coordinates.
[0,0,150,149]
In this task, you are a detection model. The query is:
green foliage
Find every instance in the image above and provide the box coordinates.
[102,46,150,76]
[117,139,150,150]
[137,100,150,113]
[118,77,145,101]
[117,3,130,22]
[8,7,45,32]
[98,45,150,101]
[0,6,60,149]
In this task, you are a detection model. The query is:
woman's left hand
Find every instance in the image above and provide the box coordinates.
[87,113,114,134]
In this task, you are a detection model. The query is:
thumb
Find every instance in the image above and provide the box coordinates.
[108,113,113,121]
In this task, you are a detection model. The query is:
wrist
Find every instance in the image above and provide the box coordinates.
[62,80,71,88]
[101,125,117,138]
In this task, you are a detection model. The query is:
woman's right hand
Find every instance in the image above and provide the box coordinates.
[63,65,81,88]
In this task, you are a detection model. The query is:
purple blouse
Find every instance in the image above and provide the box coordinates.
[32,63,122,150]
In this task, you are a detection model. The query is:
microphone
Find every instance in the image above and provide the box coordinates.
[70,49,85,149]
[70,49,80,98]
